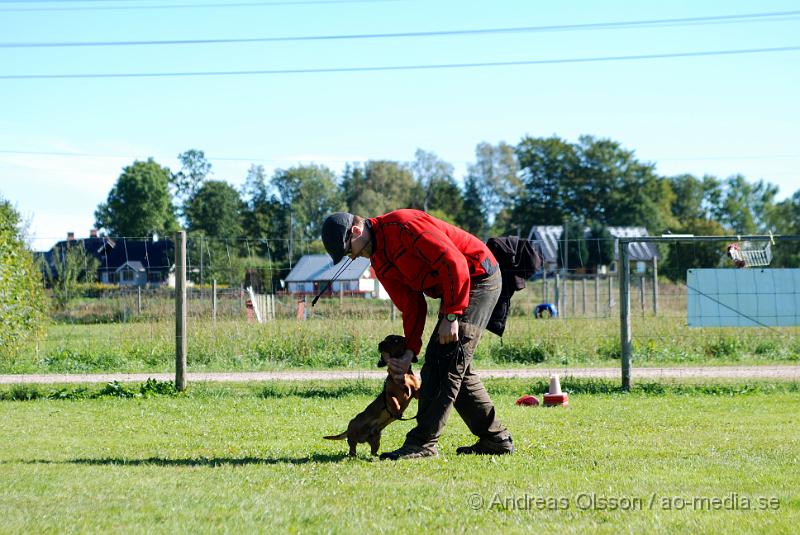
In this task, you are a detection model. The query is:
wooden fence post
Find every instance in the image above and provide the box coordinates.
[652,257,659,315]
[554,272,561,317]
[175,230,187,392]
[640,274,645,314]
[571,278,577,316]
[212,279,217,322]
[620,241,632,391]
[594,274,600,317]
[581,278,586,316]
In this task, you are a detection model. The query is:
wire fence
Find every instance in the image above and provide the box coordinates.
[13,232,799,386]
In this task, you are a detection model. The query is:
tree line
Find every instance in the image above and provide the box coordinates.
[92,135,800,281]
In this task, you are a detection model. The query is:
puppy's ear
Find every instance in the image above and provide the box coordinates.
[411,354,418,363]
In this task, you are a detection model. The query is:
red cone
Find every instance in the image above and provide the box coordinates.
[543,375,569,407]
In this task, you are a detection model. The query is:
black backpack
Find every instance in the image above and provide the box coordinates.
[485,236,542,336]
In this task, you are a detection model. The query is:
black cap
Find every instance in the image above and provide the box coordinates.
[321,212,355,264]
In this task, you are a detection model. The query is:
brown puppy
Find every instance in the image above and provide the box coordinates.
[324,335,421,456]
[375,334,418,368]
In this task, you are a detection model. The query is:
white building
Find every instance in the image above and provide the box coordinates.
[284,255,389,299]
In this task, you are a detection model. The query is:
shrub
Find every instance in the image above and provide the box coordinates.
[596,337,621,359]
[489,339,552,364]
[0,198,48,359]
[704,337,742,359]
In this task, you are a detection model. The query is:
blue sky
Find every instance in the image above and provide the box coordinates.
[0,0,798,250]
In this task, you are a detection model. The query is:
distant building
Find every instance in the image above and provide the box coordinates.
[38,230,174,287]
[284,254,389,299]
[527,225,659,273]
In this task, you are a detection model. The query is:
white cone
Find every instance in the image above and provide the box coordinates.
[548,375,562,395]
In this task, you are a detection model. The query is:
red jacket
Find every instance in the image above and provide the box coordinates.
[368,209,497,356]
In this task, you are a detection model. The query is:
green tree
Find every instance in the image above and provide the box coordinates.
[271,164,344,263]
[557,219,589,270]
[411,149,456,213]
[457,174,486,238]
[661,218,728,282]
[171,149,212,215]
[467,141,520,225]
[513,135,578,227]
[341,160,415,217]
[713,175,778,234]
[241,164,283,257]
[43,241,99,310]
[488,208,518,237]
[514,135,675,234]
[586,222,615,268]
[0,197,47,359]
[668,174,722,222]
[185,180,244,239]
[241,164,269,205]
[426,175,464,224]
[184,180,246,284]
[95,159,178,237]
[576,136,674,231]
[768,189,800,267]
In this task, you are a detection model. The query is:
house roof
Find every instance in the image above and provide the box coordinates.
[285,254,371,282]
[117,260,146,272]
[526,225,659,264]
[40,237,174,273]
[607,226,660,262]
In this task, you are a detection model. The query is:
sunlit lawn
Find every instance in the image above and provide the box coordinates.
[0,380,797,533]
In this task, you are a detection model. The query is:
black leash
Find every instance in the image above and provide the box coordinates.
[382,338,466,422]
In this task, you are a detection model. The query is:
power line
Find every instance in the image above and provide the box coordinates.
[2,10,799,48]
[0,148,370,163]
[0,0,400,12]
[656,155,800,162]
[0,1,177,3]
[2,148,799,164]
[2,45,799,80]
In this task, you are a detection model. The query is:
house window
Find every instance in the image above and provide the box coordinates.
[120,269,135,282]
[148,271,162,283]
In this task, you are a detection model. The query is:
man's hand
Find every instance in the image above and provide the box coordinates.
[387,349,415,384]
[438,317,459,345]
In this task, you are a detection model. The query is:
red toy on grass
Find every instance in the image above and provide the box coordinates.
[515,394,540,406]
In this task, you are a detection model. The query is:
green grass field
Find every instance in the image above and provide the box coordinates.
[7,280,795,375]
[1,379,798,533]
[4,316,799,374]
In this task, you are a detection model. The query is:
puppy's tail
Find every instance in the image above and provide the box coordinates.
[323,431,348,440]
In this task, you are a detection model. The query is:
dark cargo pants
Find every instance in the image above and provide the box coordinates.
[405,269,510,449]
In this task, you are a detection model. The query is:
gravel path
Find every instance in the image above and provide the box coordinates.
[1,366,798,384]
